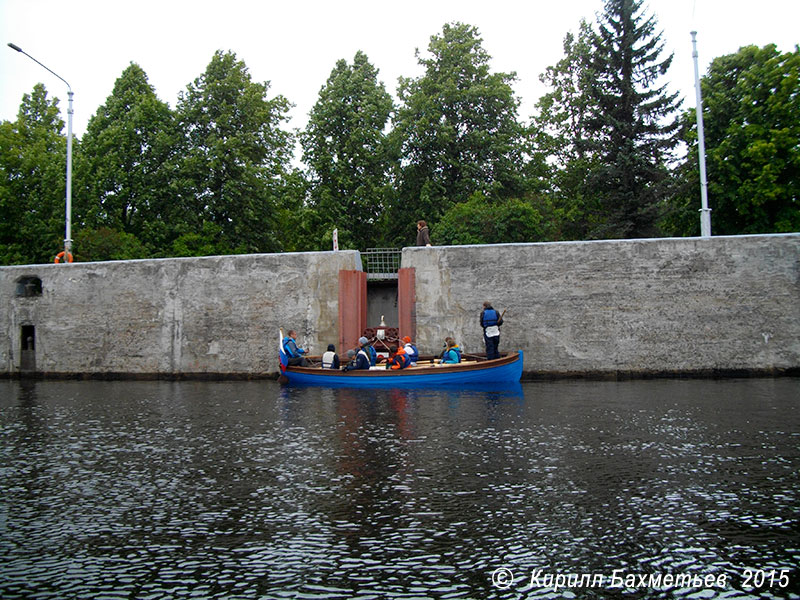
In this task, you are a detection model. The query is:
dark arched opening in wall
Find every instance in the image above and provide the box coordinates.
[20,324,36,373]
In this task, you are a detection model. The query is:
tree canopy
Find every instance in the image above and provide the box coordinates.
[76,63,177,258]
[0,84,67,264]
[175,50,294,255]
[300,51,395,251]
[389,22,530,245]
[667,44,800,235]
[0,12,797,265]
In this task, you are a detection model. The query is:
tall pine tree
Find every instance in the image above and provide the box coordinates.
[585,0,681,239]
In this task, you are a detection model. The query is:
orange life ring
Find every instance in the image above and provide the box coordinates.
[54,251,74,263]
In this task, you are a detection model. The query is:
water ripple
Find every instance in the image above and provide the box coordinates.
[1,378,798,599]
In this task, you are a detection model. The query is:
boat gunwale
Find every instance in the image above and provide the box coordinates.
[285,351,521,378]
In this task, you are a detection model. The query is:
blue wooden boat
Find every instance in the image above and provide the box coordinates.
[279,332,523,388]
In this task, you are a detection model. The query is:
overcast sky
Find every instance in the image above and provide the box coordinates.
[1,0,798,140]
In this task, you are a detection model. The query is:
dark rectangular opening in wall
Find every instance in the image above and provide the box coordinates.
[16,276,43,297]
[366,280,398,329]
[21,325,35,351]
[20,325,36,373]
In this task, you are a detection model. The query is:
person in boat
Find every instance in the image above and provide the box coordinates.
[344,340,371,371]
[402,336,419,366]
[387,345,411,370]
[360,336,378,366]
[282,330,308,366]
[321,344,340,369]
[480,301,504,360]
[440,337,462,364]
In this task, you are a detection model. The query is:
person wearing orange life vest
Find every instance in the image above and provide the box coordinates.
[387,345,411,370]
[402,336,419,366]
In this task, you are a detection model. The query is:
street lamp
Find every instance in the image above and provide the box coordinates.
[690,32,712,237]
[8,42,74,262]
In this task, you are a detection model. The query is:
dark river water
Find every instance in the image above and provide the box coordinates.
[1,378,798,600]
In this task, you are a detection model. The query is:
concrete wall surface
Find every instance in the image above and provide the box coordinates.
[2,251,361,377]
[402,234,800,377]
[3,235,798,379]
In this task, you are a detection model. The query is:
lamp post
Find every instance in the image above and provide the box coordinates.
[8,42,74,261]
[690,31,712,237]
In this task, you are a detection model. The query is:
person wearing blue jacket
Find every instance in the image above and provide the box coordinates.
[344,339,371,371]
[440,337,462,364]
[359,336,377,366]
[282,330,308,366]
[480,302,504,360]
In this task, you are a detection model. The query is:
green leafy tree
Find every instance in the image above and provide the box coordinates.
[535,20,597,168]
[435,193,544,245]
[300,51,396,250]
[76,63,179,256]
[73,226,148,261]
[666,44,800,235]
[176,50,294,254]
[0,84,67,264]
[390,22,529,244]
[170,221,233,257]
[584,0,681,239]
[272,169,311,252]
[532,20,605,240]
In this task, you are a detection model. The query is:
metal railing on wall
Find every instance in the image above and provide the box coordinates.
[362,248,401,281]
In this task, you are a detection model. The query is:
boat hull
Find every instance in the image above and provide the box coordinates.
[281,351,523,388]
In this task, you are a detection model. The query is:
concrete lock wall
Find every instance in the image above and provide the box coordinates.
[1,251,361,378]
[2,234,799,379]
[403,233,800,377]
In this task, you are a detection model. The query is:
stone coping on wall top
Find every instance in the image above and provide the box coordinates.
[401,232,800,253]
[0,249,363,271]
[2,233,797,272]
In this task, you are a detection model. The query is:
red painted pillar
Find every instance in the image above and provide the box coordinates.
[397,267,416,342]
[338,270,367,353]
